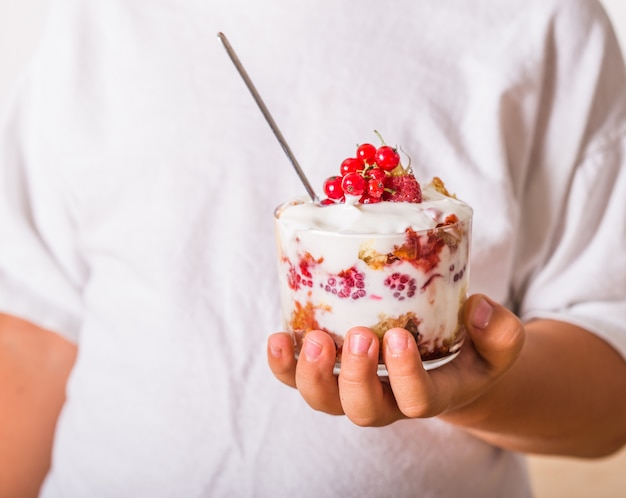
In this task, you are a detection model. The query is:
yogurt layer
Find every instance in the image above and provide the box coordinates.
[276,183,473,234]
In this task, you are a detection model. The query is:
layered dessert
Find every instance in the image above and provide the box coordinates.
[274,136,473,373]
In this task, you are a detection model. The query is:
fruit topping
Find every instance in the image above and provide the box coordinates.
[367,177,385,199]
[341,172,366,196]
[323,175,344,200]
[374,145,401,171]
[383,174,423,203]
[356,143,377,164]
[320,131,422,205]
[340,157,365,176]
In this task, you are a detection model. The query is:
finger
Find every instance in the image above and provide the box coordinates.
[422,295,527,418]
[383,328,446,418]
[463,294,525,375]
[338,328,403,426]
[267,332,297,388]
[380,296,526,421]
[427,294,526,413]
[295,330,343,415]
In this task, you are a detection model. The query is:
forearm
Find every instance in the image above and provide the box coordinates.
[0,313,77,498]
[441,319,626,458]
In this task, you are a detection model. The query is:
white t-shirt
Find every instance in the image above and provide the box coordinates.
[1,0,625,496]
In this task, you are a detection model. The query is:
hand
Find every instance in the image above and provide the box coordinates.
[267,294,525,427]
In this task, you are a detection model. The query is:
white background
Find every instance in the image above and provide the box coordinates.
[1,1,626,497]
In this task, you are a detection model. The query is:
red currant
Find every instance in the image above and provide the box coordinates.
[375,145,400,171]
[367,167,387,181]
[341,172,366,196]
[340,157,364,176]
[323,175,344,200]
[356,143,377,164]
[367,178,385,198]
[361,194,381,204]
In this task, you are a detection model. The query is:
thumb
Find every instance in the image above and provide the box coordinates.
[463,294,525,375]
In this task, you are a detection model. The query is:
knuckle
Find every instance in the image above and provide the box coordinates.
[399,400,439,419]
[347,413,380,427]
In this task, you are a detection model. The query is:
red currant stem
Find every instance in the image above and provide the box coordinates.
[398,144,413,173]
[373,129,386,145]
[217,32,318,201]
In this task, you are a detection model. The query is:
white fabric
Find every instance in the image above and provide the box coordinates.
[0,0,625,496]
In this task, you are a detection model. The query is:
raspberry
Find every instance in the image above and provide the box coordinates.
[287,262,313,290]
[286,253,319,290]
[383,174,422,203]
[321,266,367,300]
[384,272,417,301]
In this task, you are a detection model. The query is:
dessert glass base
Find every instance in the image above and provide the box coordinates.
[335,348,463,377]
[296,336,464,376]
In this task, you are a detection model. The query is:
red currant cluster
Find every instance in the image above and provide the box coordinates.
[321,142,402,205]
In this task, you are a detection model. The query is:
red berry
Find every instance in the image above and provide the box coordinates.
[323,175,344,200]
[384,273,417,301]
[341,172,366,196]
[319,198,336,205]
[321,266,367,300]
[375,145,400,171]
[367,178,385,198]
[361,194,381,204]
[367,167,387,181]
[356,143,377,164]
[287,254,318,290]
[383,174,422,203]
[340,157,364,176]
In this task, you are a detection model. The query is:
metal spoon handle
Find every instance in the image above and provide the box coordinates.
[217,32,318,201]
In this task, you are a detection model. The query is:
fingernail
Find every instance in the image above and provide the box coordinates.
[349,333,373,355]
[472,297,493,329]
[386,330,408,354]
[302,337,322,361]
[269,344,282,358]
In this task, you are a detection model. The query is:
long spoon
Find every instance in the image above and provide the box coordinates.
[217,32,318,202]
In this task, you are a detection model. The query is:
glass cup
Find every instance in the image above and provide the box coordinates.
[274,199,472,375]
